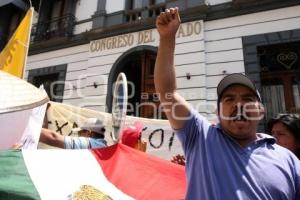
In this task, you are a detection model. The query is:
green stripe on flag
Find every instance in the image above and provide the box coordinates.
[0,150,40,200]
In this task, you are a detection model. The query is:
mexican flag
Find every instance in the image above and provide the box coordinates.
[0,144,186,200]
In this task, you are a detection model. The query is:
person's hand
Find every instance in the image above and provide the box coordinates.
[11,143,23,149]
[171,154,186,166]
[134,140,147,152]
[156,7,181,39]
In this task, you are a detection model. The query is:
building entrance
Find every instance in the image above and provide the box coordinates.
[108,47,165,119]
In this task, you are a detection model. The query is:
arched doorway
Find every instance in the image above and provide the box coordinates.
[106,46,162,119]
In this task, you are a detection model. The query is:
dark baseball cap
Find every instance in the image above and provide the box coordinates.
[217,73,262,102]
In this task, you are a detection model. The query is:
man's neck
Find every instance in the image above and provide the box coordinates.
[234,137,257,148]
[220,128,257,147]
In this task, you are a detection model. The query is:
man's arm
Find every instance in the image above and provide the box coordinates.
[39,128,64,148]
[154,7,190,129]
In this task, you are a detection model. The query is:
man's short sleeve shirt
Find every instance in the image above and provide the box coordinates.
[176,109,300,200]
[64,137,107,149]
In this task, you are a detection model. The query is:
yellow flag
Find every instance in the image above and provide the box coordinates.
[0,7,33,78]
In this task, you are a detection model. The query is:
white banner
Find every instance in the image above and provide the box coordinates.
[45,102,183,160]
[19,103,47,149]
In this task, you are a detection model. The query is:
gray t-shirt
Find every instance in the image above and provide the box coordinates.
[176,109,300,200]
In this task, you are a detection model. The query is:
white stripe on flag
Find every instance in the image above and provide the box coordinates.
[23,150,134,200]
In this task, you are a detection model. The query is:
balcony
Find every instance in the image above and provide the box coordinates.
[125,8,142,23]
[125,3,166,23]
[31,14,75,43]
[148,3,166,18]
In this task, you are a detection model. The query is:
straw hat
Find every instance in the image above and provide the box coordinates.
[0,70,49,114]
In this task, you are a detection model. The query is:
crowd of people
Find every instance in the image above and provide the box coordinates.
[40,118,107,149]
[32,6,300,199]
[40,117,147,152]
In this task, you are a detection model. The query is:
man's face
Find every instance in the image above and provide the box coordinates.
[79,130,91,137]
[218,85,263,144]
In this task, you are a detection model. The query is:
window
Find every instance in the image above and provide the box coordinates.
[27,65,67,103]
[258,41,300,121]
[49,0,65,32]
[292,77,300,113]
[32,74,60,102]
[32,0,75,42]
[261,79,286,120]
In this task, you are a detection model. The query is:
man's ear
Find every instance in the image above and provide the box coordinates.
[87,130,92,137]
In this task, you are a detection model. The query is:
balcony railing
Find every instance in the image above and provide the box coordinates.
[125,8,142,22]
[31,14,75,43]
[125,3,166,23]
[148,3,166,18]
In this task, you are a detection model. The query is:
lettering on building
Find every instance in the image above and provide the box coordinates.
[90,21,202,53]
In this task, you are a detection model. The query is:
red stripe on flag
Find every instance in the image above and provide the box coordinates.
[91,143,186,200]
